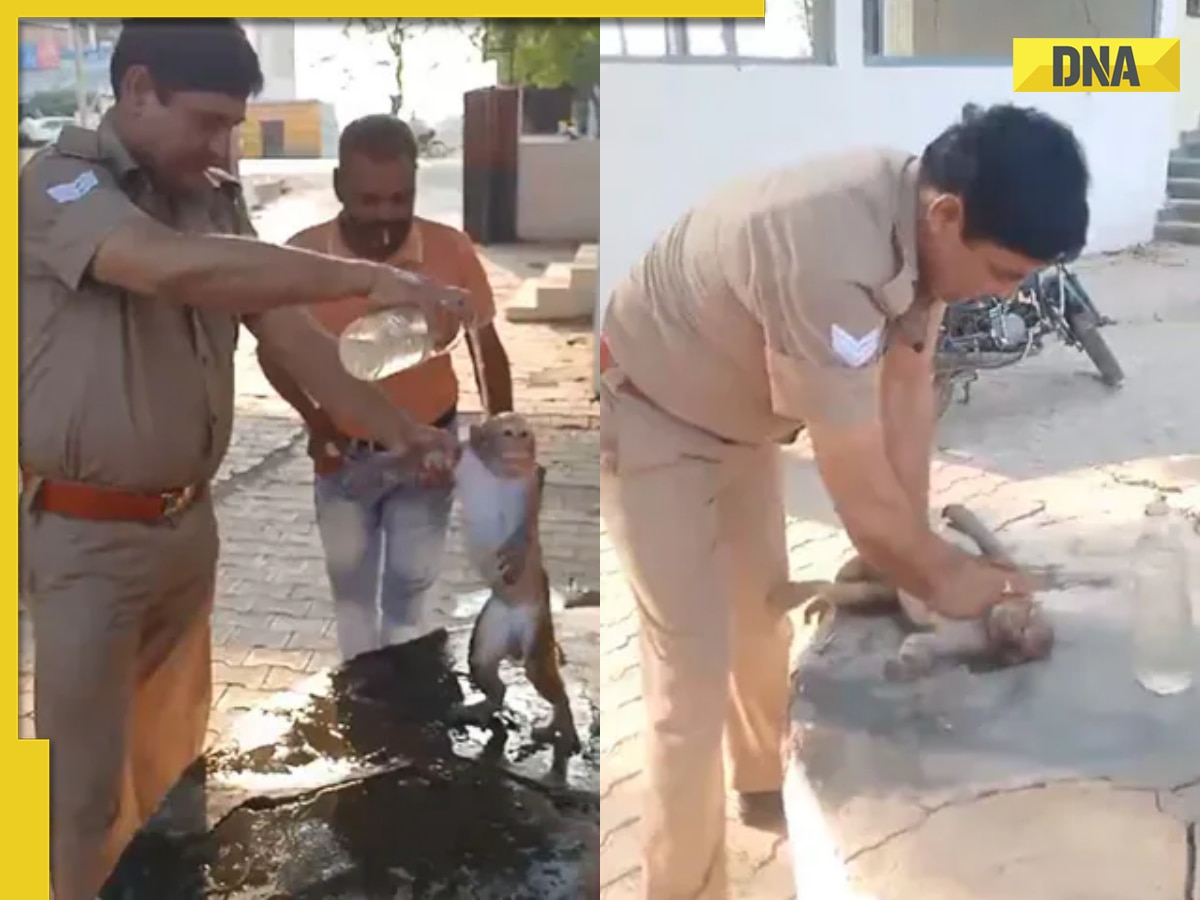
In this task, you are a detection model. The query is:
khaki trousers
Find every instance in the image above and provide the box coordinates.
[600,369,793,900]
[21,494,218,900]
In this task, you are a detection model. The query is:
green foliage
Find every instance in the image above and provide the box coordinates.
[479,20,599,92]
[350,19,599,105]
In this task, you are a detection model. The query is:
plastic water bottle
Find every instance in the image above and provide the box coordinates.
[338,308,435,381]
[1132,495,1195,696]
[338,285,470,381]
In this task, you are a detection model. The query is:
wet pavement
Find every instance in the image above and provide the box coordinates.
[101,627,599,900]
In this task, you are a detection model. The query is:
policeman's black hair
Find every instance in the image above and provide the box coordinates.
[921,103,1090,262]
[111,19,264,100]
[338,115,419,166]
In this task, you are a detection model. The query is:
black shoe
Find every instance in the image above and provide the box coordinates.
[736,789,786,831]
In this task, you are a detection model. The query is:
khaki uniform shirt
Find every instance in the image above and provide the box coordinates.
[20,117,254,491]
[603,148,927,444]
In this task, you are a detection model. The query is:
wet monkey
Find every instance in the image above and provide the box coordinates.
[452,413,581,755]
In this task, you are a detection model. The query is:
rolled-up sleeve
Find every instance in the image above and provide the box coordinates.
[743,214,888,428]
[20,156,153,291]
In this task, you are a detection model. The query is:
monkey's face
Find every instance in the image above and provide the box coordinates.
[470,412,537,477]
[986,600,1054,664]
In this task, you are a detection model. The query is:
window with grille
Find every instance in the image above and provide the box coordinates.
[600,1,828,62]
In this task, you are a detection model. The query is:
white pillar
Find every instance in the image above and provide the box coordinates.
[834,0,866,68]
[1158,0,1180,36]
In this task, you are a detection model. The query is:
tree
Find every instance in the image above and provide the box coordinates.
[479,21,597,88]
[351,19,447,115]
[354,20,600,132]
[477,20,599,131]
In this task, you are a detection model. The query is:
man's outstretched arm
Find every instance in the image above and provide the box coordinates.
[756,273,1029,618]
[880,299,946,520]
[21,155,441,317]
[247,307,434,455]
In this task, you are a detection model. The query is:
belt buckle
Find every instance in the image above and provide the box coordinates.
[161,484,197,518]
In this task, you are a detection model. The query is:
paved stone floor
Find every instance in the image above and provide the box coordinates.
[599,243,1200,898]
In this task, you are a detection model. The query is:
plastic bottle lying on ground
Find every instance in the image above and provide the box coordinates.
[1132,495,1195,696]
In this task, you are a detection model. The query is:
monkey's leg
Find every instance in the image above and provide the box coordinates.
[450,597,509,727]
[884,620,991,683]
[525,613,581,754]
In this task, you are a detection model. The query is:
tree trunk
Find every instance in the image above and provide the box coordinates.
[388,31,405,115]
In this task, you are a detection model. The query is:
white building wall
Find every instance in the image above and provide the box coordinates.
[242,20,297,102]
[1177,4,1200,135]
[598,0,1181,313]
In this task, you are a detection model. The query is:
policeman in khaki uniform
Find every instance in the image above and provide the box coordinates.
[19,21,468,900]
[599,105,1091,898]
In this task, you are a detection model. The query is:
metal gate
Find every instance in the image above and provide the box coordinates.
[462,86,520,245]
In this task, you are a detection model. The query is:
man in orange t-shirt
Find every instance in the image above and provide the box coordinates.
[258,115,513,658]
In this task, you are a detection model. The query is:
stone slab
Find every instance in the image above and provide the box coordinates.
[786,546,1200,900]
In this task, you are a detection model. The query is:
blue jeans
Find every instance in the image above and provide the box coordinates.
[313,430,455,660]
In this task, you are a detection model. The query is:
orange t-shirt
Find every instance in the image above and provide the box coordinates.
[290,217,496,438]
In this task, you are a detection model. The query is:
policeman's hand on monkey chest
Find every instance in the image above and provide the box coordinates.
[451,412,581,757]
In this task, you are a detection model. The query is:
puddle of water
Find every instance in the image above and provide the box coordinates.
[101,628,598,899]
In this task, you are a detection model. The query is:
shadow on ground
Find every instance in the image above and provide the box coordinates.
[101,629,599,900]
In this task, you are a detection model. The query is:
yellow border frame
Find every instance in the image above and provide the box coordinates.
[13,13,51,894]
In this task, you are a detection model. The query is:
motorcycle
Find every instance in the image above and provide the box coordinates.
[934,261,1124,418]
[416,129,449,159]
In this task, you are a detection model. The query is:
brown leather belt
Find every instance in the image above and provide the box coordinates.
[344,404,459,456]
[21,470,205,523]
